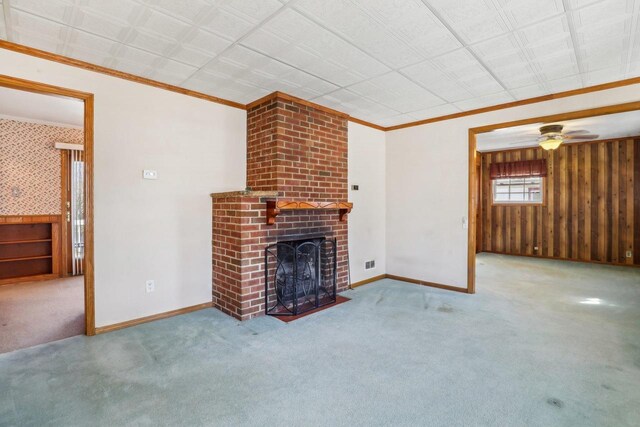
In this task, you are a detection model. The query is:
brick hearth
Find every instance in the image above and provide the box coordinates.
[211,93,350,320]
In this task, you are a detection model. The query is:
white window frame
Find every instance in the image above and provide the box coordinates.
[492,176,544,205]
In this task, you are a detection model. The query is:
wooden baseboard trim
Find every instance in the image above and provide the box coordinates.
[350,274,386,288]
[0,273,60,287]
[95,301,213,334]
[385,274,469,293]
[349,273,469,293]
[480,251,639,268]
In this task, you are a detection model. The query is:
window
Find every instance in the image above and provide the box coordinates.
[492,176,543,204]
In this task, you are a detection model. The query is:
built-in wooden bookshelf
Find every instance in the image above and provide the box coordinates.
[0,215,61,285]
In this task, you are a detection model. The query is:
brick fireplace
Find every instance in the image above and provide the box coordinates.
[211,93,351,320]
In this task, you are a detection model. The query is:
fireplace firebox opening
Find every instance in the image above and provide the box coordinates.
[265,237,337,316]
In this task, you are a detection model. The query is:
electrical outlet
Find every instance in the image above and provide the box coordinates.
[626,250,633,258]
[145,280,155,293]
[143,170,158,180]
[534,246,539,251]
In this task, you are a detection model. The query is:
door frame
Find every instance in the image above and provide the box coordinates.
[0,74,96,335]
[467,100,640,294]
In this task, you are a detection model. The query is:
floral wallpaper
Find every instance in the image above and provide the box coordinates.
[0,119,83,215]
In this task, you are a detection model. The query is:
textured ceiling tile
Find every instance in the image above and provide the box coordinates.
[583,63,628,85]
[565,0,605,9]
[543,74,583,92]
[222,0,285,23]
[139,0,213,24]
[428,0,510,43]
[126,29,178,57]
[348,72,444,113]
[408,103,461,119]
[11,9,66,40]
[69,9,130,41]
[490,62,541,89]
[302,29,389,80]
[10,0,74,24]
[351,0,462,59]
[470,33,521,60]
[581,40,627,71]
[314,88,361,105]
[136,9,191,41]
[376,114,421,127]
[4,0,638,126]
[182,29,233,56]
[243,11,370,86]
[114,44,160,68]
[576,18,631,46]
[516,15,572,48]
[454,91,515,110]
[0,6,6,39]
[198,7,255,40]
[12,30,60,53]
[279,68,338,94]
[499,0,564,27]
[78,0,143,24]
[294,0,423,67]
[153,58,197,79]
[163,46,214,69]
[509,84,549,100]
[572,0,633,27]
[65,28,117,56]
[254,8,315,41]
[400,60,474,102]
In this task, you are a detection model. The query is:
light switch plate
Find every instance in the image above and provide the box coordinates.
[143,170,158,180]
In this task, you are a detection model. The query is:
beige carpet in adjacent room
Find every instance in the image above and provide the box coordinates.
[0,276,84,354]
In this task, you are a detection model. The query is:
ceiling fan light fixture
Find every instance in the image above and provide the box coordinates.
[539,137,563,150]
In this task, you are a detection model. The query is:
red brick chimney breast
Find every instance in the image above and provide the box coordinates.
[211,93,350,320]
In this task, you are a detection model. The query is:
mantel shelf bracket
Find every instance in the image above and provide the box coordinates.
[265,200,353,225]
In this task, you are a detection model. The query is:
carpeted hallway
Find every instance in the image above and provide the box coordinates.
[0,254,638,426]
[0,276,84,354]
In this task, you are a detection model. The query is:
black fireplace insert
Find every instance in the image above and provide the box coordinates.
[264,237,337,316]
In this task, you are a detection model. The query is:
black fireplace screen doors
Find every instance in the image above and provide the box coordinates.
[265,237,337,316]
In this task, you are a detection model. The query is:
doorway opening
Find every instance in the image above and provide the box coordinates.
[467,101,640,293]
[0,75,94,353]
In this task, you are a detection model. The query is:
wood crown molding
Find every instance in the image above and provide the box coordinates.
[246,90,350,119]
[348,116,386,131]
[479,133,640,154]
[3,40,639,132]
[0,40,246,110]
[387,76,640,131]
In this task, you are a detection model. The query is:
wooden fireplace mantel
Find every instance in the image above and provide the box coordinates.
[266,200,353,225]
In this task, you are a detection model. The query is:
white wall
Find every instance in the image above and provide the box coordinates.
[0,49,246,327]
[348,122,386,284]
[386,84,640,289]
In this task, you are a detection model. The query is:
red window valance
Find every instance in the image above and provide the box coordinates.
[489,159,547,179]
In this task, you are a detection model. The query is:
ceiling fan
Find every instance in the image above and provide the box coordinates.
[507,124,599,150]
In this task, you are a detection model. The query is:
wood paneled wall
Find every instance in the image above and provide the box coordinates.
[479,137,640,266]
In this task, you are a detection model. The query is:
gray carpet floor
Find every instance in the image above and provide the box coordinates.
[0,276,84,354]
[0,253,639,426]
